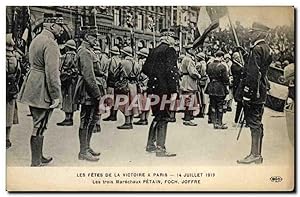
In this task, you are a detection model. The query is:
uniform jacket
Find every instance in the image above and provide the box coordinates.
[18,30,61,109]
[137,58,149,92]
[107,55,122,88]
[205,59,229,97]
[231,60,244,100]
[142,43,179,96]
[60,51,78,85]
[94,51,109,93]
[235,39,272,104]
[74,41,101,105]
[120,56,139,83]
[180,54,201,92]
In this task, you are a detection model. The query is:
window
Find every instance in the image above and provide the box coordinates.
[113,9,120,26]
[137,14,143,30]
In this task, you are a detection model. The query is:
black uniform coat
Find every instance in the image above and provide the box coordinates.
[235,39,272,104]
[205,59,229,97]
[231,60,244,101]
[142,42,179,118]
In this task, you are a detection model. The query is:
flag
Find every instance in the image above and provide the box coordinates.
[193,6,228,49]
[11,6,32,55]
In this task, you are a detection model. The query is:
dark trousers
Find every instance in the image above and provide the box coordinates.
[234,101,243,123]
[29,106,53,136]
[209,95,225,126]
[244,103,265,155]
[147,119,168,150]
[79,104,100,153]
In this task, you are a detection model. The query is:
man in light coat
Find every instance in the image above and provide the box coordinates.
[18,13,64,166]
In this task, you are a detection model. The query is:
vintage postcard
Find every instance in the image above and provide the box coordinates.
[6,6,295,191]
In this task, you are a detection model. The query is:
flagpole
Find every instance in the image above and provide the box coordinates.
[227,11,244,65]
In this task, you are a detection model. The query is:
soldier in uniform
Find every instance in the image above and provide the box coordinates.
[236,23,272,164]
[195,52,208,118]
[231,52,244,126]
[134,48,150,125]
[116,46,140,129]
[93,43,109,133]
[103,46,121,121]
[73,26,103,162]
[224,53,234,112]
[57,39,78,126]
[18,13,64,166]
[180,44,201,126]
[205,50,229,130]
[142,28,180,157]
[6,34,20,149]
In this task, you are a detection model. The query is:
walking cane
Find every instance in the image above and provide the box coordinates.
[236,108,244,141]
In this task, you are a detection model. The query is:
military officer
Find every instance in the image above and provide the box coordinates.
[93,43,109,133]
[231,52,244,126]
[18,13,64,166]
[116,46,140,129]
[6,34,20,149]
[180,44,201,126]
[103,46,121,121]
[195,52,208,118]
[205,50,229,130]
[134,48,150,125]
[57,39,78,126]
[236,22,272,164]
[73,26,102,162]
[142,28,180,157]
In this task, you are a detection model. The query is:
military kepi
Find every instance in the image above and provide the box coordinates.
[80,26,100,37]
[43,13,65,25]
[160,27,179,39]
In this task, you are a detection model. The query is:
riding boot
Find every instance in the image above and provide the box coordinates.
[117,115,133,129]
[38,135,53,164]
[146,120,158,153]
[237,128,263,164]
[87,128,101,156]
[78,129,99,162]
[57,112,73,126]
[30,136,42,167]
[156,121,176,157]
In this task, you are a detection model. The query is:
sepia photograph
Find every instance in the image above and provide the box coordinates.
[5,5,295,191]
